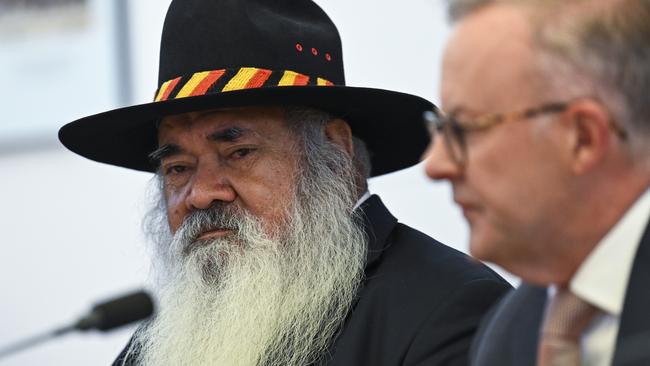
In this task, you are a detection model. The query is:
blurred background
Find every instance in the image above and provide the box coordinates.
[0,0,514,364]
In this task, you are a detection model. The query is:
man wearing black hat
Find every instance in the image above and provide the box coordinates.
[59,0,509,365]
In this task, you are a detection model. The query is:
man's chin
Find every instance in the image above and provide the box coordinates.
[179,242,232,281]
[469,228,522,275]
[468,229,501,264]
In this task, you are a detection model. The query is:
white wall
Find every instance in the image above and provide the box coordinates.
[0,1,514,365]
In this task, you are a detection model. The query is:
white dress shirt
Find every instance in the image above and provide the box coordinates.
[547,188,650,365]
[353,191,372,211]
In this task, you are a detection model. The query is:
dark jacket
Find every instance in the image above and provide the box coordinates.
[114,195,511,365]
[469,221,650,366]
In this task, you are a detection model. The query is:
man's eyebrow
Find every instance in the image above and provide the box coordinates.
[148,144,183,165]
[207,127,250,142]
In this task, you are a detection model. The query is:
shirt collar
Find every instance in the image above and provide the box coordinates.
[353,191,372,211]
[570,188,650,315]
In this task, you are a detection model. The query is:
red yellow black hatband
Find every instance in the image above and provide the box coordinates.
[154,67,334,102]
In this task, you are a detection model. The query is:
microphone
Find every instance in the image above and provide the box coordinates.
[74,291,154,331]
[0,290,155,360]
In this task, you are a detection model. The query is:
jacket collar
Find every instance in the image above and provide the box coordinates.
[357,194,397,272]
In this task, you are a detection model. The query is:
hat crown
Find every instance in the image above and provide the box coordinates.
[159,0,346,86]
[59,0,432,177]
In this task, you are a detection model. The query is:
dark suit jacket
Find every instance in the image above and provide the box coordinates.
[114,195,510,365]
[470,221,650,366]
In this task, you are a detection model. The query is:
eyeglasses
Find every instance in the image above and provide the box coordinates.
[423,100,628,166]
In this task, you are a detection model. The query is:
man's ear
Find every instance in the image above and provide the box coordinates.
[324,118,354,158]
[563,100,613,175]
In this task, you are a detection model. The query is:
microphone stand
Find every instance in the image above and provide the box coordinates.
[0,290,153,360]
[0,325,75,359]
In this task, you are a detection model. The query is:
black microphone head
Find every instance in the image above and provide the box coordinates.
[76,291,155,332]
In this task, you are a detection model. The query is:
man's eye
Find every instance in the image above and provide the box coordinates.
[164,165,188,175]
[231,148,254,159]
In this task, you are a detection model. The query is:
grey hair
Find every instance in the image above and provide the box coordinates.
[285,106,372,193]
[447,0,650,156]
[446,0,495,22]
[142,106,373,249]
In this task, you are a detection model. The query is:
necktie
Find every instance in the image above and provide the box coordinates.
[537,288,600,366]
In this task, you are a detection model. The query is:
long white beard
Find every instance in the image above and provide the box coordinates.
[127,137,367,366]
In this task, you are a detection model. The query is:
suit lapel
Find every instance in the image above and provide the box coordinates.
[613,220,650,366]
[511,285,546,365]
[472,283,547,366]
[503,284,546,366]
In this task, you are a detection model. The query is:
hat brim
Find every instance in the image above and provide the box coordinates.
[58,86,432,177]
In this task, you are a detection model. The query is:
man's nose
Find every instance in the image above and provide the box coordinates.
[424,137,462,181]
[185,163,236,210]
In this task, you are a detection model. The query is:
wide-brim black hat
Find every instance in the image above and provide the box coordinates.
[58,0,433,177]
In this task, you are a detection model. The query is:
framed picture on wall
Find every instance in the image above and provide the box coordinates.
[0,0,128,152]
